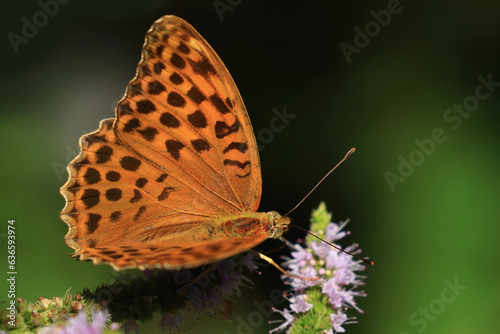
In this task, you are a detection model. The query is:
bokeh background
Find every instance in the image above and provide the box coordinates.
[2,0,500,333]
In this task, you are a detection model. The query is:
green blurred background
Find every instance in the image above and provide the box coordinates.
[1,0,500,333]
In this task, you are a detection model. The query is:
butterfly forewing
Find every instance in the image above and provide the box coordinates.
[115,16,262,212]
[60,15,268,269]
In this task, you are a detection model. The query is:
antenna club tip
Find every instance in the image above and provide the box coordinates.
[363,259,374,266]
[346,147,356,158]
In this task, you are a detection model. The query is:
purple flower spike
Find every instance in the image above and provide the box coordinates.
[271,203,369,333]
[38,310,110,334]
[311,241,331,258]
[290,294,313,313]
[330,312,348,332]
[325,219,349,242]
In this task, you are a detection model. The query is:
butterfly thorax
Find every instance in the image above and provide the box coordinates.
[216,211,290,240]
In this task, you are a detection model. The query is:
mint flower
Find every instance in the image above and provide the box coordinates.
[289,295,313,313]
[38,310,110,334]
[330,312,349,333]
[271,202,369,333]
[269,308,295,333]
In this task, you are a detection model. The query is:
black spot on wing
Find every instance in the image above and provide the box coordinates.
[171,53,186,69]
[210,94,231,114]
[135,178,148,188]
[156,173,168,183]
[147,81,166,95]
[96,146,112,164]
[165,140,184,160]
[82,189,100,209]
[223,159,251,169]
[188,110,207,128]
[167,92,186,108]
[169,72,184,85]
[156,44,165,57]
[130,83,143,97]
[74,159,88,172]
[158,187,175,201]
[123,118,140,133]
[190,57,216,77]
[108,254,123,259]
[207,243,222,251]
[85,213,102,234]
[84,168,101,185]
[136,99,156,114]
[67,181,80,194]
[160,112,180,128]
[140,64,151,77]
[106,171,121,182]
[154,61,165,74]
[130,189,142,203]
[120,156,141,171]
[117,102,133,117]
[237,171,251,178]
[105,188,122,201]
[92,135,106,143]
[223,142,248,154]
[187,87,206,104]
[86,214,101,234]
[215,120,240,139]
[133,206,147,222]
[138,127,159,141]
[123,248,139,253]
[110,211,122,222]
[191,139,210,153]
[177,42,190,54]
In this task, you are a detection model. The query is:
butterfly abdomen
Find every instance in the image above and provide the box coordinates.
[218,212,270,238]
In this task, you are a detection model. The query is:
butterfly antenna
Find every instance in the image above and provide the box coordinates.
[290,225,374,265]
[283,147,356,218]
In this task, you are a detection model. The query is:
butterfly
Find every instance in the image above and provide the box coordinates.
[60,15,292,271]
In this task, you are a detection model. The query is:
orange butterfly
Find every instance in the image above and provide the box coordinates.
[60,15,291,271]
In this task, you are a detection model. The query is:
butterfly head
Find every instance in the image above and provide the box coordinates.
[266,211,291,239]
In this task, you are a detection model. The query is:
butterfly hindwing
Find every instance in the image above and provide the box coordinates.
[77,234,269,270]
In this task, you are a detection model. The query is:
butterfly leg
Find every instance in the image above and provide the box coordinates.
[251,251,318,282]
[260,237,289,255]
